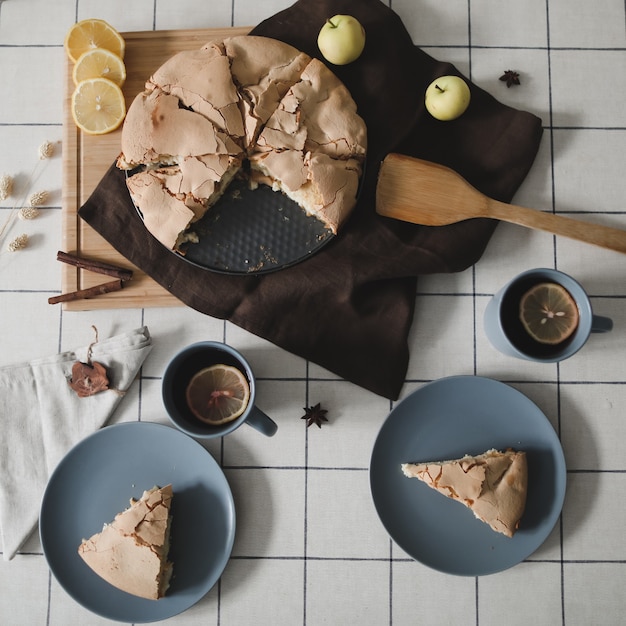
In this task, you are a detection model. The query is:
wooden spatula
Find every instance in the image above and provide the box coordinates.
[376,153,626,255]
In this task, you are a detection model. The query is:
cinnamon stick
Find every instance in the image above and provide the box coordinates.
[48,279,123,304]
[56,250,133,281]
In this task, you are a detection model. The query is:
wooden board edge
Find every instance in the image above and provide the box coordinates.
[60,55,80,300]
[118,25,252,40]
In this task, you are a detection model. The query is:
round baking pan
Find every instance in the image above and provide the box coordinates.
[128,171,337,275]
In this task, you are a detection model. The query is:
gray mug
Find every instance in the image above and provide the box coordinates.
[162,341,277,438]
[484,268,613,362]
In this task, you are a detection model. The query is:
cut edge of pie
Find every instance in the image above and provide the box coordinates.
[77,484,174,600]
[401,448,528,538]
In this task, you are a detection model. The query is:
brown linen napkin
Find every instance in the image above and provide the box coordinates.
[78,0,543,400]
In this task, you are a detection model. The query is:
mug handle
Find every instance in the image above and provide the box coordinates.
[591,315,613,333]
[246,406,278,436]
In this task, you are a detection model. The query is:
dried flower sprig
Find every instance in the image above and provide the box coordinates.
[38,140,55,160]
[0,139,57,253]
[28,190,48,207]
[7,233,28,252]
[0,174,13,201]
[19,207,40,220]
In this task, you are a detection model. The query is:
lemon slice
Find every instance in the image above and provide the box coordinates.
[64,18,125,63]
[185,364,251,425]
[71,77,126,135]
[72,48,126,86]
[519,282,580,345]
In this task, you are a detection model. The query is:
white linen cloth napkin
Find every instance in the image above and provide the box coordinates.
[0,326,153,560]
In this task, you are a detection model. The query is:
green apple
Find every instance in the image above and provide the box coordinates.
[317,15,366,65]
[424,76,471,121]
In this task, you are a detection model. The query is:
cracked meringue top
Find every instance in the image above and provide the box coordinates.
[77,485,174,600]
[117,35,367,251]
[402,449,528,538]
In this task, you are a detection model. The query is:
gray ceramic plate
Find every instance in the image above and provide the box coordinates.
[40,422,235,623]
[369,376,566,576]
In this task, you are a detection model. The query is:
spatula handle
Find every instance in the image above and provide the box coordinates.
[489,200,626,254]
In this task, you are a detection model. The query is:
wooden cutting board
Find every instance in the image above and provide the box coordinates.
[61,26,250,310]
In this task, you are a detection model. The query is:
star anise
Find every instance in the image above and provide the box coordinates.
[301,403,328,428]
[499,70,521,88]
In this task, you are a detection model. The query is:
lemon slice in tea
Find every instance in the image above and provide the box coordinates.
[519,282,579,345]
[185,364,251,425]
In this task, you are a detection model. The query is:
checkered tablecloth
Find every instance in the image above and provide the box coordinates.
[1,1,625,624]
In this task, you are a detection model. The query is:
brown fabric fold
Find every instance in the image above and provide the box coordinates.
[78,0,543,399]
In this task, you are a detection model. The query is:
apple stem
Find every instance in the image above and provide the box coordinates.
[326,18,337,28]
[435,84,444,93]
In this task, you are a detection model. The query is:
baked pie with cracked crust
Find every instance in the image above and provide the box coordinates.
[117,36,367,252]
[401,449,527,538]
[77,484,174,600]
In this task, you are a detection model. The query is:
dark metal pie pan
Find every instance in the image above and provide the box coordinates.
[128,172,335,275]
